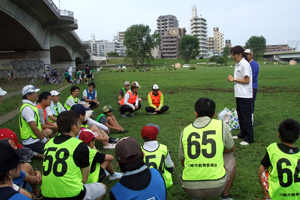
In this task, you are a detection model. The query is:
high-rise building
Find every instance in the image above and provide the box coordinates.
[225,40,231,48]
[156,15,179,37]
[207,36,214,53]
[118,31,125,42]
[161,27,186,59]
[207,27,224,54]
[190,5,208,58]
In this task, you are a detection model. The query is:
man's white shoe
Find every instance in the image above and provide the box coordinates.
[109,172,123,181]
[232,136,239,140]
[240,141,250,146]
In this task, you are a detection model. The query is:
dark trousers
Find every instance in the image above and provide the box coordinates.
[236,97,254,143]
[145,105,169,114]
[120,102,141,114]
[252,88,257,113]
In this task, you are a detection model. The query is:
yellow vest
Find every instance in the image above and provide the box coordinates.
[64,95,79,110]
[19,103,42,140]
[41,137,84,198]
[182,119,226,181]
[87,149,101,184]
[142,144,173,188]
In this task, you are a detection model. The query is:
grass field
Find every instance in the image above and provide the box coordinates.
[2,64,300,199]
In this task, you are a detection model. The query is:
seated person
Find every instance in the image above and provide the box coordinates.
[145,84,169,115]
[46,90,66,123]
[97,105,128,133]
[110,137,167,200]
[64,86,80,110]
[119,81,142,117]
[258,119,300,200]
[118,81,130,106]
[82,82,100,110]
[141,123,174,188]
[79,129,122,182]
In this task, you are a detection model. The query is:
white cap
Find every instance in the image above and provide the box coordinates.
[0,87,7,96]
[22,85,40,95]
[84,110,93,121]
[50,90,60,96]
[131,81,141,88]
[244,49,253,55]
[152,84,159,90]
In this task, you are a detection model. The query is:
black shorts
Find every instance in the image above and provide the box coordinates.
[89,101,97,108]
[98,167,106,182]
[87,74,92,78]
[23,141,45,154]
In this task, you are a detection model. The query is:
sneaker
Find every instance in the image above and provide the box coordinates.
[109,138,119,143]
[232,136,239,140]
[109,172,123,181]
[121,114,127,118]
[117,130,127,133]
[103,144,116,149]
[220,197,234,200]
[240,141,250,146]
[148,112,154,115]
[129,113,135,117]
[105,170,110,177]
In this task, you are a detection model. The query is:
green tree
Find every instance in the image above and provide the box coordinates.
[245,36,267,60]
[222,46,230,65]
[123,24,161,66]
[107,52,119,57]
[209,55,218,63]
[216,57,225,66]
[178,35,200,64]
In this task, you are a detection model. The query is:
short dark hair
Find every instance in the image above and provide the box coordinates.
[230,45,244,56]
[38,92,51,103]
[195,97,216,118]
[88,82,95,88]
[118,154,144,173]
[278,119,300,143]
[71,86,80,94]
[57,111,79,134]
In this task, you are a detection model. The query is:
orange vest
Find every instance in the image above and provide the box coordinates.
[120,91,137,105]
[149,91,161,107]
[36,104,46,121]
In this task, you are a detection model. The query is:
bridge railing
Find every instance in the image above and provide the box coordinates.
[47,0,59,13]
[74,19,78,25]
[59,9,74,17]
[265,49,296,54]
[71,31,82,44]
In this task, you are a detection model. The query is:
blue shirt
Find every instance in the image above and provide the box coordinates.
[250,60,259,89]
[13,170,26,185]
[0,187,31,200]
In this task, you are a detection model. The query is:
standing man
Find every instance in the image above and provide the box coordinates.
[41,111,107,199]
[19,85,48,159]
[46,90,66,123]
[82,82,100,110]
[227,45,254,146]
[64,69,69,83]
[244,49,259,126]
[68,66,73,83]
[145,84,169,115]
[64,86,80,110]
[119,81,142,117]
[179,98,236,200]
[85,64,91,83]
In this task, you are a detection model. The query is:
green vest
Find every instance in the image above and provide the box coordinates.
[96,113,106,122]
[268,143,300,199]
[87,149,101,184]
[142,144,173,188]
[121,87,131,98]
[64,72,69,78]
[64,95,79,110]
[19,103,42,140]
[41,137,84,198]
[48,102,63,123]
[81,124,88,129]
[182,119,225,181]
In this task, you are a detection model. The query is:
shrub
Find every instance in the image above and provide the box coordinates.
[189,67,196,70]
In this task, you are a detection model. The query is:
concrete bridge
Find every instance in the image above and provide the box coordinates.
[0,0,89,79]
[263,51,300,62]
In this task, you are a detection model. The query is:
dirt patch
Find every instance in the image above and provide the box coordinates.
[259,86,298,93]
[164,86,233,94]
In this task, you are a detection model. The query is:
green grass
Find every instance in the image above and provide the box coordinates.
[2,64,300,199]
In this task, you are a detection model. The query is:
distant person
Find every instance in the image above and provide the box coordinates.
[0,87,7,103]
[90,68,94,82]
[82,82,100,110]
[141,123,174,188]
[118,81,130,106]
[145,84,169,115]
[46,90,66,123]
[85,64,91,83]
[227,45,253,146]
[179,97,236,200]
[64,69,69,83]
[64,86,80,110]
[244,49,259,126]
[68,66,73,82]
[110,137,167,200]
[76,69,81,84]
[41,111,107,199]
[119,81,142,117]
[258,119,300,200]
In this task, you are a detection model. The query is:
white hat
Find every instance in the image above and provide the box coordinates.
[22,85,40,95]
[0,87,7,96]
[84,110,93,121]
[244,49,253,55]
[131,81,141,88]
[152,84,159,90]
[50,90,60,96]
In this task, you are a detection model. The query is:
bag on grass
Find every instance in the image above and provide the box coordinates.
[217,108,240,131]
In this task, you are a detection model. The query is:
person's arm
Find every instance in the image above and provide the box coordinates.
[148,93,156,109]
[83,90,93,102]
[28,122,47,141]
[227,75,250,84]
[104,121,121,132]
[46,107,56,122]
[87,118,108,131]
[158,93,164,109]
[44,121,58,130]
[123,93,135,109]
[135,94,139,106]
[81,167,89,184]
[66,98,75,107]
[118,89,123,102]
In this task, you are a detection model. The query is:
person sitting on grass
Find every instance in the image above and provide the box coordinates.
[96,105,128,133]
[117,81,130,106]
[41,111,107,200]
[119,81,142,117]
[145,84,169,115]
[79,129,122,183]
[82,82,100,110]
[258,118,300,200]
[110,137,167,200]
[141,123,174,188]
[46,90,66,123]
[64,86,80,110]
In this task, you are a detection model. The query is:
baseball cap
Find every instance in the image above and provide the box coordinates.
[131,81,141,88]
[0,139,33,172]
[244,49,253,55]
[50,90,60,96]
[124,81,130,86]
[84,110,93,121]
[115,137,142,164]
[102,105,114,113]
[79,129,95,144]
[71,104,86,116]
[152,84,159,90]
[141,123,160,141]
[0,87,7,96]
[0,128,23,148]
[22,85,40,95]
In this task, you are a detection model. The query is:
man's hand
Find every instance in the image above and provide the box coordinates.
[35,170,42,185]
[135,105,138,110]
[227,75,235,82]
[155,108,160,111]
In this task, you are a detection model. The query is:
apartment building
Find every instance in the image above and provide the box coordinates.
[207,27,224,54]
[225,40,231,48]
[161,27,186,59]
[157,15,179,37]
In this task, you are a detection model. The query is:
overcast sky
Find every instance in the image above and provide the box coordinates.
[53,0,300,47]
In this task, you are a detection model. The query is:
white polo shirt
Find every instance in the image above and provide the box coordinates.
[234,57,253,98]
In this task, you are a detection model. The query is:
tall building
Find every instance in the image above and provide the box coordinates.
[225,40,231,48]
[190,5,208,58]
[161,27,186,59]
[207,36,214,53]
[118,31,125,42]
[156,15,179,37]
[207,27,224,54]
